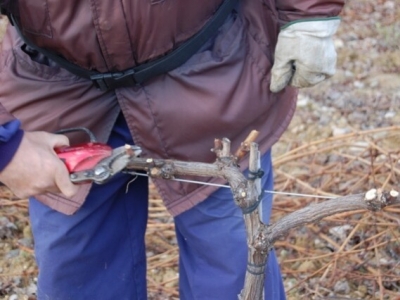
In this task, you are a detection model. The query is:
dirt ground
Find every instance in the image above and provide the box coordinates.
[1,1,400,299]
[272,1,400,299]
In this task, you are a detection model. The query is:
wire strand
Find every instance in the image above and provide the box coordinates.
[126,171,337,200]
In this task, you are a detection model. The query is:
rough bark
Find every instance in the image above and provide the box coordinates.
[122,139,400,300]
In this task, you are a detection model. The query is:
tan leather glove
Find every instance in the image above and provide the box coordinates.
[270,18,341,93]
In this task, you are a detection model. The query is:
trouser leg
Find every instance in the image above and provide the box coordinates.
[29,114,149,300]
[174,150,286,300]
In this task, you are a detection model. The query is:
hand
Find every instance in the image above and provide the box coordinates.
[0,131,79,199]
[270,18,341,93]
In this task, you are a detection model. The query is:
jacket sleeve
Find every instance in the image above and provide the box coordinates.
[274,0,346,25]
[0,107,23,172]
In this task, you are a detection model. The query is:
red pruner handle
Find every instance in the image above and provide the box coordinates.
[55,142,113,173]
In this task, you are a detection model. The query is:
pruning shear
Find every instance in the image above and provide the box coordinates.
[55,127,141,184]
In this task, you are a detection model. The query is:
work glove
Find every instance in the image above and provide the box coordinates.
[270,18,341,93]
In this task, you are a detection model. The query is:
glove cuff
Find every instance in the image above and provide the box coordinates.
[280,17,341,38]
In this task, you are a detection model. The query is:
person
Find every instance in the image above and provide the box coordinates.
[0,1,345,299]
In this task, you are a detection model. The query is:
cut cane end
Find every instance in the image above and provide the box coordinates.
[365,189,377,201]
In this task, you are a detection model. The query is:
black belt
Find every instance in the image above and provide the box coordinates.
[8,0,238,91]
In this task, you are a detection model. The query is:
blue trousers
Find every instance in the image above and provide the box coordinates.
[29,114,285,299]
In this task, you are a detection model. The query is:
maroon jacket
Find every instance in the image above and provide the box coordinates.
[0,0,344,215]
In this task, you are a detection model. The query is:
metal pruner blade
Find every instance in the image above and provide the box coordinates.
[69,144,142,184]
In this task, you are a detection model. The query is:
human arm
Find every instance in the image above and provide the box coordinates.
[0,119,24,171]
[0,111,79,199]
[269,0,346,92]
